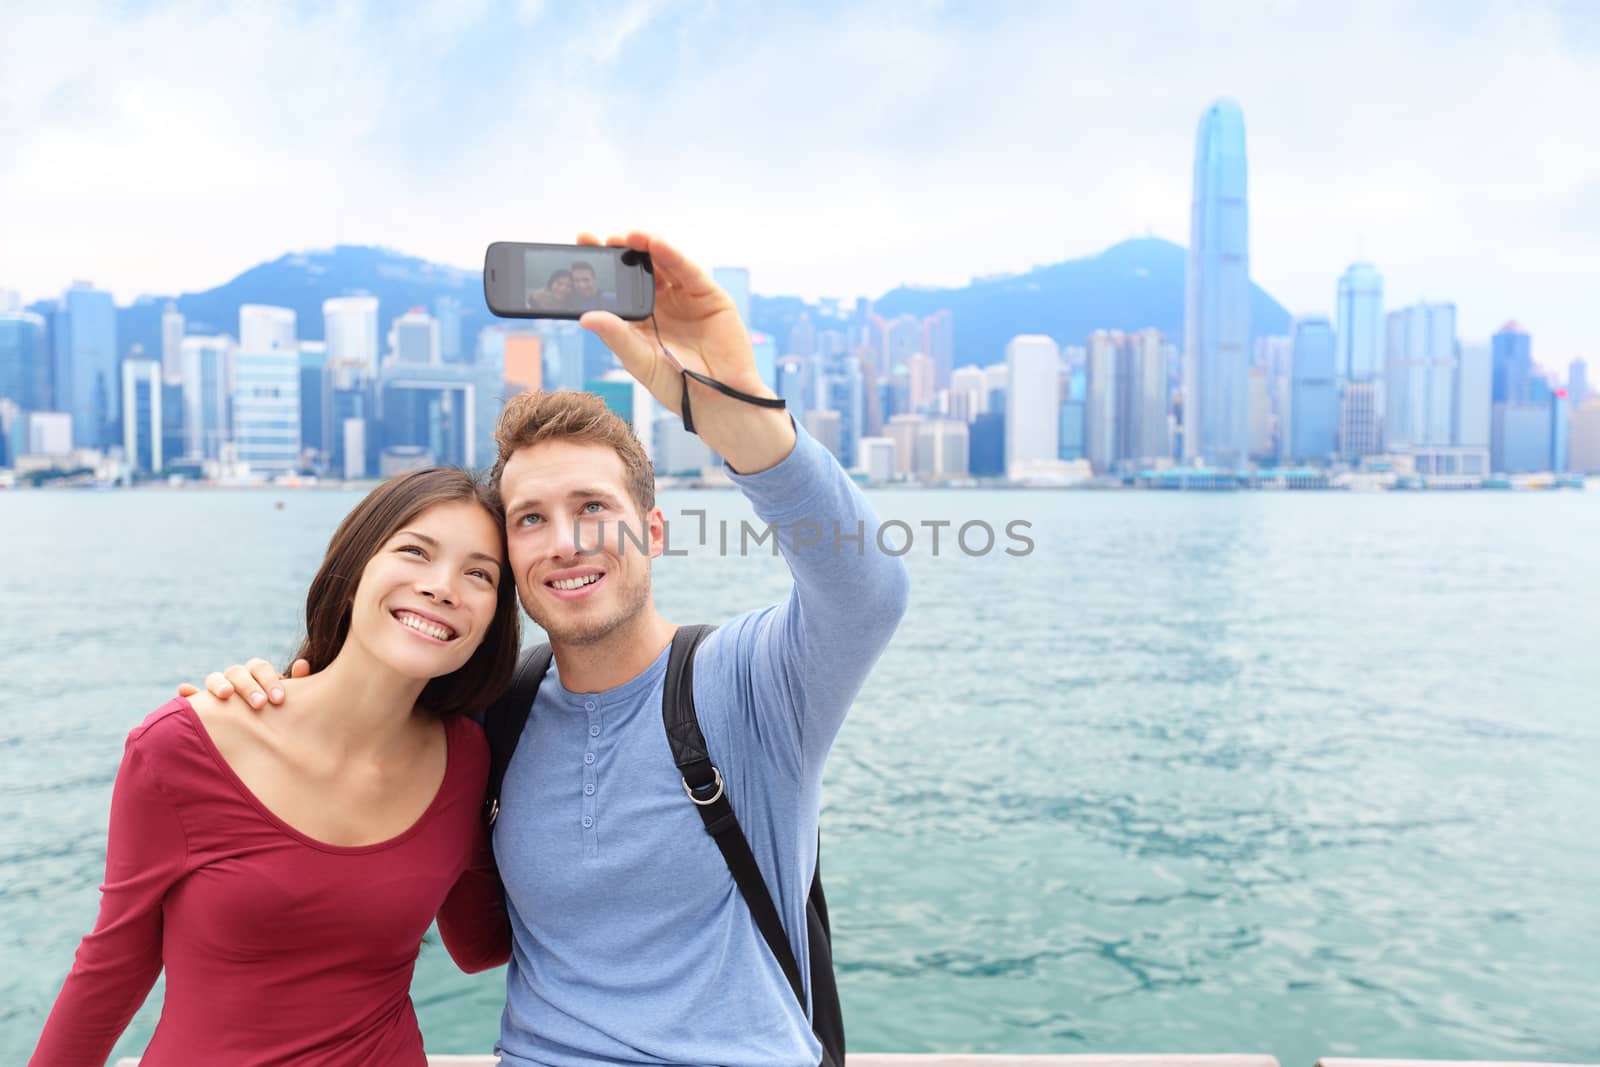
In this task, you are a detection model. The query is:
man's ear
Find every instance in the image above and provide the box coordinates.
[646,505,667,560]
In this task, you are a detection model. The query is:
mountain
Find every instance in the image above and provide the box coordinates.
[752,237,1292,365]
[113,246,491,363]
[93,239,1290,370]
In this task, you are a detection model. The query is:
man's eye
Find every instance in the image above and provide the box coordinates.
[519,513,542,526]
[582,501,604,513]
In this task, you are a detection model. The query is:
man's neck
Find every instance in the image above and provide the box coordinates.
[551,610,677,694]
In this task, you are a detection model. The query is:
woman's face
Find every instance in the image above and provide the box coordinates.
[345,500,506,682]
[550,274,573,300]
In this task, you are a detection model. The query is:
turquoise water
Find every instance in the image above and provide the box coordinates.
[2,487,1598,1065]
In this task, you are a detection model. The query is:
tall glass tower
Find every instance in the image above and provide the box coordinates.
[1336,263,1384,381]
[1183,99,1251,468]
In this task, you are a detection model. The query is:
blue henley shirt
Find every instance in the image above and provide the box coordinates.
[492,424,910,1066]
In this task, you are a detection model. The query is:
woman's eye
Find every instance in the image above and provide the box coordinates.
[469,568,494,583]
[399,545,425,557]
[519,513,542,526]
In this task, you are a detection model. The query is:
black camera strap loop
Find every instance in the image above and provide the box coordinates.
[649,314,786,435]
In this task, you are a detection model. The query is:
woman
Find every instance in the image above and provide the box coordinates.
[31,467,520,1066]
[526,268,574,311]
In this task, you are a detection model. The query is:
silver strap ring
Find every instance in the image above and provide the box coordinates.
[683,767,724,806]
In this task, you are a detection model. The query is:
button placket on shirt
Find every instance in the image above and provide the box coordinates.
[582,699,601,854]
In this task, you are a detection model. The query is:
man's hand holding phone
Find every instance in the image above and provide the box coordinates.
[573,231,795,475]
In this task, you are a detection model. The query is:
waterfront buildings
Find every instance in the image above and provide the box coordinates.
[161,302,185,381]
[0,310,49,412]
[239,304,297,354]
[233,346,300,478]
[1005,335,1060,478]
[1337,263,1384,382]
[1183,99,1251,468]
[1288,316,1338,462]
[121,356,163,475]
[1085,331,1118,473]
[323,296,380,378]
[52,283,117,448]
[1384,302,1457,449]
[180,336,233,461]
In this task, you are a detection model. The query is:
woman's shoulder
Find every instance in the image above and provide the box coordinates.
[444,713,490,776]
[120,696,224,790]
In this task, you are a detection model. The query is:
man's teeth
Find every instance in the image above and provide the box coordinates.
[396,612,454,641]
[552,574,601,591]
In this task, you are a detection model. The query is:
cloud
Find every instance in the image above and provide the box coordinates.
[1,0,1596,362]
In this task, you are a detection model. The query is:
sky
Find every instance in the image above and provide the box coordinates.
[2,0,1597,371]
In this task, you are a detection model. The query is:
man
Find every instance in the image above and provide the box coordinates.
[568,259,615,311]
[194,232,909,1066]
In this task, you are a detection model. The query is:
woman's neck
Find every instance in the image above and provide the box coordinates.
[277,647,431,761]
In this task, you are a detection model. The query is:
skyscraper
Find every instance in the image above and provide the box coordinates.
[1453,343,1492,450]
[434,295,463,363]
[121,356,163,475]
[1183,99,1251,468]
[390,308,439,365]
[906,352,936,412]
[1085,331,1120,473]
[299,341,329,462]
[180,336,233,461]
[1336,264,1384,381]
[1569,358,1590,407]
[239,305,297,353]
[1491,322,1532,404]
[1384,303,1457,448]
[947,365,987,422]
[1288,317,1338,463]
[161,302,185,382]
[233,348,300,479]
[1004,335,1060,478]
[880,315,922,375]
[323,296,380,379]
[0,310,49,411]
[922,310,955,389]
[1489,321,1541,472]
[1122,328,1169,465]
[52,283,118,448]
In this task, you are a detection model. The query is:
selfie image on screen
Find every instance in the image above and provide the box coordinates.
[523,250,620,313]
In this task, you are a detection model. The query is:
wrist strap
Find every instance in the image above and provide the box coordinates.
[649,313,785,435]
[679,366,786,435]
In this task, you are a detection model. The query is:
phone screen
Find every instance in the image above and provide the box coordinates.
[483,242,654,321]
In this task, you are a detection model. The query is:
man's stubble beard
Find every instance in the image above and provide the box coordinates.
[517,569,652,647]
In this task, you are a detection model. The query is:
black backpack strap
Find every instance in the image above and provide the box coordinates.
[662,624,809,1011]
[483,643,553,828]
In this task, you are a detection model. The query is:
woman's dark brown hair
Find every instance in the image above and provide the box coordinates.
[291,467,520,718]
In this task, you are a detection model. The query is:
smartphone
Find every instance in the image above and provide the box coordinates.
[483,242,655,321]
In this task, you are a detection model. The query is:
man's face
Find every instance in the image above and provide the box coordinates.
[500,439,662,647]
[572,267,598,299]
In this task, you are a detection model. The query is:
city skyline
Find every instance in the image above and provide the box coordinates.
[2,2,1598,360]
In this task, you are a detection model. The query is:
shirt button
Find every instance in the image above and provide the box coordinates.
[584,784,595,795]
[584,700,596,710]
[589,725,600,736]
[584,752,595,764]
[582,816,594,828]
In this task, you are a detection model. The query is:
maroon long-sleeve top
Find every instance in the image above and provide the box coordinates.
[32,697,510,1066]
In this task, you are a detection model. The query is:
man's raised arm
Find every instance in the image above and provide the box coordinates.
[580,231,909,759]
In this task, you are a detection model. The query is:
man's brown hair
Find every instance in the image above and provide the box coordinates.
[490,389,655,518]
